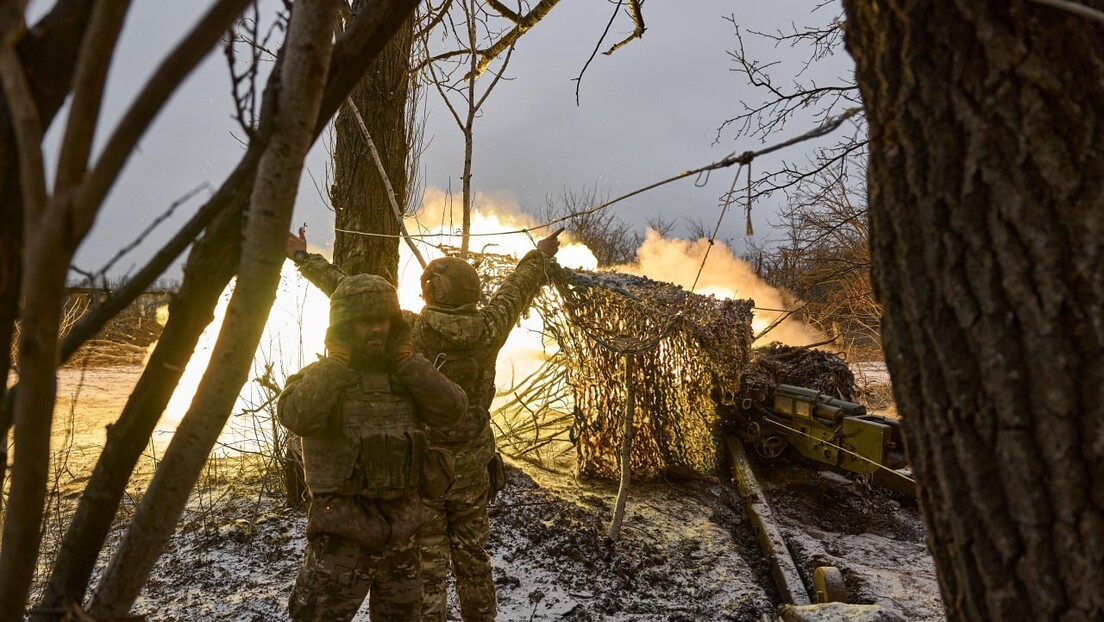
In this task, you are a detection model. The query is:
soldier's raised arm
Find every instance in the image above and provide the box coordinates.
[481,230,561,349]
[286,227,346,297]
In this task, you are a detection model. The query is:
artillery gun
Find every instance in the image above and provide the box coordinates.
[733,384,915,497]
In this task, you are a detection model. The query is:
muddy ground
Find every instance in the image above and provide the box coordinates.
[22,365,944,621]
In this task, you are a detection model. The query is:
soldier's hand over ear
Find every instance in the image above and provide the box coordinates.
[324,326,351,366]
[387,316,414,365]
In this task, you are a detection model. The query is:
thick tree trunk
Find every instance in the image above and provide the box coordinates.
[843,1,1104,620]
[87,1,341,616]
[331,0,413,279]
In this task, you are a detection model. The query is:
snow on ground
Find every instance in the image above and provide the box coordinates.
[29,366,944,621]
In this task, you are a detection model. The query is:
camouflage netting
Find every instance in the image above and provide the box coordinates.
[466,249,754,479]
[738,343,859,405]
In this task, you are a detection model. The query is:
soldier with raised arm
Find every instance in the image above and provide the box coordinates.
[287,228,560,621]
[278,274,467,621]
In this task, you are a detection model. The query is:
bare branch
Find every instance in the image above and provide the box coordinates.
[602,0,645,56]
[471,0,562,79]
[414,0,454,39]
[93,183,212,280]
[484,0,520,23]
[76,0,254,239]
[55,1,131,192]
[574,0,622,106]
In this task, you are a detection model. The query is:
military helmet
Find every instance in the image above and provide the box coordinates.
[421,257,481,307]
[329,274,400,327]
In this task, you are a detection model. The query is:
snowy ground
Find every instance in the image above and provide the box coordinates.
[26,365,944,621]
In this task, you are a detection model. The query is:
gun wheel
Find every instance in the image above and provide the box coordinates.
[756,434,787,459]
[813,566,847,603]
[745,420,762,442]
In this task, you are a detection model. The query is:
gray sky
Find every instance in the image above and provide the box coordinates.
[35,0,855,282]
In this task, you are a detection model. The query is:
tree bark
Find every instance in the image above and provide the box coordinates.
[331,0,414,279]
[0,0,94,513]
[88,0,342,615]
[842,1,1104,619]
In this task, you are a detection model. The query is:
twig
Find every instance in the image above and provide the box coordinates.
[573,0,622,106]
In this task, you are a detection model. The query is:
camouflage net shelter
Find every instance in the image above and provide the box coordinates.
[738,342,859,404]
[468,250,754,479]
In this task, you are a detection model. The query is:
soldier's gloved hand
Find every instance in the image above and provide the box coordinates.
[286,227,308,261]
[386,315,414,365]
[324,326,351,366]
[535,229,561,257]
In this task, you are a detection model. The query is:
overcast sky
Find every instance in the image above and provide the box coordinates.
[30,0,856,282]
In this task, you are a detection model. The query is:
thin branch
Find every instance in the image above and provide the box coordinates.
[602,0,645,56]
[484,0,520,23]
[472,23,515,113]
[55,1,131,193]
[94,183,212,279]
[470,0,562,79]
[76,0,253,238]
[574,0,621,107]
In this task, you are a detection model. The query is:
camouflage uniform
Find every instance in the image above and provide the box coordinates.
[295,250,552,621]
[279,275,467,622]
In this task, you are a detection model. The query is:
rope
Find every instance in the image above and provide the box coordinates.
[332,108,861,244]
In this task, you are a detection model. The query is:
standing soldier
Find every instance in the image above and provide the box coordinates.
[278,274,467,621]
[287,228,560,621]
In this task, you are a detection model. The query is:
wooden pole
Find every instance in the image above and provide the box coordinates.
[608,353,635,541]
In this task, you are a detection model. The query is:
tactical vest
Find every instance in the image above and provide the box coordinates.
[302,370,426,499]
[413,318,492,444]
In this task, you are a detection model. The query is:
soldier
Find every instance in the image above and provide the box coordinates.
[278,274,467,622]
[287,228,560,621]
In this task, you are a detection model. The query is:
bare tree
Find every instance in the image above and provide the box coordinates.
[87,1,342,614]
[843,1,1104,619]
[0,0,424,618]
[0,1,254,615]
[421,0,518,257]
[755,159,880,357]
[540,185,642,266]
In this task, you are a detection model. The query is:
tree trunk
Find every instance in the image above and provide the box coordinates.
[842,1,1104,620]
[331,0,414,279]
[88,0,341,615]
[0,0,94,516]
[32,194,246,620]
[0,2,134,614]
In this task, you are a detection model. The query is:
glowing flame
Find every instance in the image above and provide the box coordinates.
[159,264,330,454]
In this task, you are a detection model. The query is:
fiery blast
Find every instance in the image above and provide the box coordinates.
[158,188,820,453]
